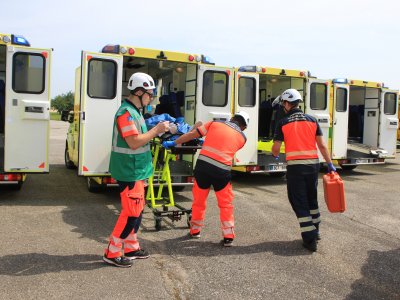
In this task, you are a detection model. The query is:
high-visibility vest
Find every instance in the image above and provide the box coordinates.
[197,121,246,169]
[109,100,153,181]
[282,111,319,161]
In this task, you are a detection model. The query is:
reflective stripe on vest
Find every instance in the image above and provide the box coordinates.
[197,155,231,170]
[111,122,150,155]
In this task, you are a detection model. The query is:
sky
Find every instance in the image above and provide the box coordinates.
[2,0,400,98]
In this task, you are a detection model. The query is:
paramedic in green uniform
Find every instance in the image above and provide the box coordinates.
[103,73,169,268]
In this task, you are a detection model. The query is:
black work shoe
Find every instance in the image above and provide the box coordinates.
[222,238,234,247]
[103,255,132,268]
[302,239,317,252]
[189,231,201,239]
[125,249,150,260]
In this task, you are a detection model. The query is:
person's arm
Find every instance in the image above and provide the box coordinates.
[272,141,282,157]
[316,135,332,164]
[125,121,169,150]
[174,130,201,145]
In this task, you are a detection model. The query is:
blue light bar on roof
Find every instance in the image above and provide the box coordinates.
[101,44,120,54]
[332,78,348,84]
[238,66,256,72]
[11,34,30,46]
[201,55,215,65]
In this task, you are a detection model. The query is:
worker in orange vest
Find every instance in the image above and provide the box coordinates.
[162,112,249,246]
[272,89,336,252]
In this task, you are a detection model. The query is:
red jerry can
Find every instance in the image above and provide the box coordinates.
[323,172,346,213]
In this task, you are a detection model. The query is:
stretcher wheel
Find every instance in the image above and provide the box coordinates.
[186,213,192,228]
[155,217,162,231]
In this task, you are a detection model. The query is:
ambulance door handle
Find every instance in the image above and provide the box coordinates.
[333,118,337,125]
[81,111,85,121]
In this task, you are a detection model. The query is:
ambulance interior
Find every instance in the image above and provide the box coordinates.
[121,57,196,126]
[0,45,5,171]
[258,75,305,141]
[348,86,380,148]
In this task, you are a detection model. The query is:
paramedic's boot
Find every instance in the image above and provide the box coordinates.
[189,231,201,239]
[222,238,234,247]
[125,248,150,260]
[302,238,317,252]
[103,255,133,268]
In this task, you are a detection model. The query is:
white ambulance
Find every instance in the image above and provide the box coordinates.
[230,66,331,176]
[64,44,233,192]
[0,33,52,189]
[330,78,398,169]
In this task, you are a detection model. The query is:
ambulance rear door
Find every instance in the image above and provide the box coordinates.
[196,65,234,123]
[78,51,123,176]
[306,78,330,161]
[378,89,398,156]
[233,71,259,165]
[4,46,52,173]
[331,83,349,159]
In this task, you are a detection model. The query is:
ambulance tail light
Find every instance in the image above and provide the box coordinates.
[102,177,117,184]
[201,55,215,65]
[186,176,195,183]
[332,78,348,84]
[246,166,260,172]
[101,44,120,54]
[0,174,22,181]
[238,66,257,72]
[11,34,30,46]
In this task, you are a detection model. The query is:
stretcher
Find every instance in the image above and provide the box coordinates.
[146,138,201,230]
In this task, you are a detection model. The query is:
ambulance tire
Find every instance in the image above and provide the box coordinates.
[269,172,286,178]
[64,143,76,169]
[340,165,357,171]
[87,178,106,193]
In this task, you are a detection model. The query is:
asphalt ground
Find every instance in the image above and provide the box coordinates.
[0,120,399,300]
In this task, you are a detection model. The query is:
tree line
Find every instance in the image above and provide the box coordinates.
[51,91,74,113]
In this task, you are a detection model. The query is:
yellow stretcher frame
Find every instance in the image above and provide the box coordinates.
[145,139,197,231]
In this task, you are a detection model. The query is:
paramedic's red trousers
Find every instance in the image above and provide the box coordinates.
[190,160,235,239]
[105,181,143,258]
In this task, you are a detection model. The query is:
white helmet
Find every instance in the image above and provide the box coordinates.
[280,88,303,102]
[127,72,155,91]
[234,111,250,127]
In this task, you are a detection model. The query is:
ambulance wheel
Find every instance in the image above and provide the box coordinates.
[155,217,162,231]
[87,178,106,193]
[269,172,286,178]
[340,165,357,171]
[64,144,76,169]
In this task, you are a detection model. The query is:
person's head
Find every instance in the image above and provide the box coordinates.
[231,111,250,131]
[127,72,155,108]
[279,88,302,113]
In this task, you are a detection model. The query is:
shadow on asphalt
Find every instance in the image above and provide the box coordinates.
[141,235,313,257]
[346,248,400,300]
[0,253,106,276]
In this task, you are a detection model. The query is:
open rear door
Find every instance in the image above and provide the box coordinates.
[306,78,330,161]
[4,46,51,173]
[379,89,398,157]
[233,71,259,166]
[78,51,122,175]
[331,83,349,159]
[196,65,233,123]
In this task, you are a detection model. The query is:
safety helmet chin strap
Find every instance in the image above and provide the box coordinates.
[132,90,146,114]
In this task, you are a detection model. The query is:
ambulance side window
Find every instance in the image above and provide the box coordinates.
[336,88,347,112]
[12,53,45,94]
[87,59,117,99]
[310,83,327,110]
[383,93,396,115]
[238,77,256,107]
[202,71,228,107]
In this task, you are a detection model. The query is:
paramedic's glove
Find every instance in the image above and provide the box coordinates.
[273,155,280,161]
[327,163,337,173]
[198,138,204,146]
[162,140,176,149]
